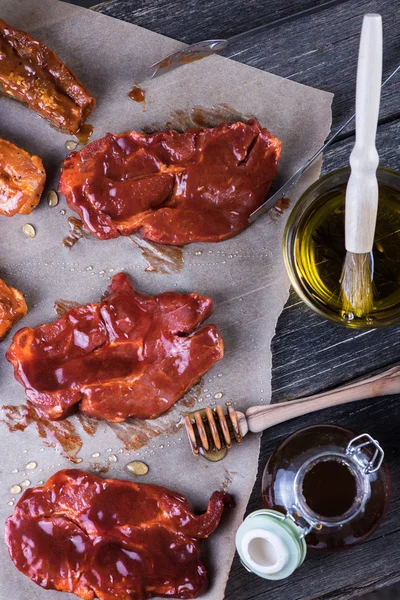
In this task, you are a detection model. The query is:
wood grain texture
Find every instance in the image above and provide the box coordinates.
[226,116,400,600]
[245,366,400,432]
[73,0,400,598]
[92,0,400,133]
[93,0,347,41]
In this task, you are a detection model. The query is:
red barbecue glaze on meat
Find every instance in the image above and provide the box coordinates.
[6,273,223,422]
[5,469,233,599]
[0,277,27,339]
[0,139,46,216]
[0,18,95,134]
[58,120,281,244]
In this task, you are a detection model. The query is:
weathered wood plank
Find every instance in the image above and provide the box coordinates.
[227,387,400,600]
[93,0,346,42]
[219,0,400,133]
[64,0,98,6]
[93,0,400,134]
[226,117,400,600]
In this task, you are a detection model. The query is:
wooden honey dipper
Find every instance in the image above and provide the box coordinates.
[184,366,400,459]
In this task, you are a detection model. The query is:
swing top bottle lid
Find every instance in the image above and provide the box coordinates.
[236,509,306,580]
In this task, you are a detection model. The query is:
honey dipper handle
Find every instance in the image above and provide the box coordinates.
[244,366,400,433]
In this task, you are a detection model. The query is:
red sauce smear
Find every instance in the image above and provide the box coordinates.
[131,235,183,273]
[62,216,91,248]
[54,299,81,318]
[0,389,198,461]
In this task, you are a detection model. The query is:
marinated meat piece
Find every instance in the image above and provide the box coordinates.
[7,273,223,421]
[0,18,95,134]
[58,120,281,244]
[5,469,233,600]
[0,278,27,340]
[0,139,45,215]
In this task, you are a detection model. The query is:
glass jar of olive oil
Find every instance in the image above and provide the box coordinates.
[283,167,400,328]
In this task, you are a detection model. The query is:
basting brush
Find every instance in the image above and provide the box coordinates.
[340,14,382,318]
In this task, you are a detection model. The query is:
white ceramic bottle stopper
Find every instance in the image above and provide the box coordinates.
[235,509,307,580]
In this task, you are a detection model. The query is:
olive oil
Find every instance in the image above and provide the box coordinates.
[293,179,400,326]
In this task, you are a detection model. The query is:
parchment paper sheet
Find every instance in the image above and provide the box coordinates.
[0,1,332,598]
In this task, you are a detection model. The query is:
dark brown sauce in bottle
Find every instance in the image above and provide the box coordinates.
[302,459,357,518]
[262,425,391,551]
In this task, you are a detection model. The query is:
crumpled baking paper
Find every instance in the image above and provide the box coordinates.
[0,1,332,598]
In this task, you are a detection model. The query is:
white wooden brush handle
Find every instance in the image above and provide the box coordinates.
[345,13,382,254]
[240,365,400,434]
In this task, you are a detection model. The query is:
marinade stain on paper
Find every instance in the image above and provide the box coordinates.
[54,299,81,317]
[141,104,249,134]
[131,235,183,274]
[77,413,99,436]
[89,462,110,475]
[274,196,290,214]
[168,104,249,131]
[266,196,291,223]
[220,468,238,492]
[105,381,202,450]
[0,382,202,461]
[0,403,83,463]
[63,217,91,248]
[75,123,94,146]
[129,85,146,105]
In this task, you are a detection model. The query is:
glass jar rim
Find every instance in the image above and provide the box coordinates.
[294,452,368,527]
[283,166,400,328]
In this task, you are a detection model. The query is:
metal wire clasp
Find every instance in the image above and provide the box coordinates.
[346,433,384,474]
[286,505,314,537]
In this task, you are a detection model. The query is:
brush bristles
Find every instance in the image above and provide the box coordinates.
[340,251,374,318]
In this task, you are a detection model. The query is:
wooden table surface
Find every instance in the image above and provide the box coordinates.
[67,1,400,598]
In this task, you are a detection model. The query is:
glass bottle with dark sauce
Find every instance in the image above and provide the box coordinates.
[236,425,391,580]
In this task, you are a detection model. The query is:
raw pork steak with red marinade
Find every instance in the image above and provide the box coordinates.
[5,469,233,599]
[58,120,281,244]
[6,273,223,422]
